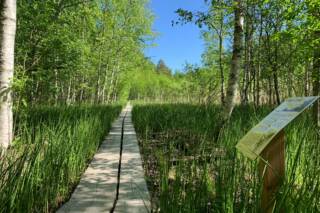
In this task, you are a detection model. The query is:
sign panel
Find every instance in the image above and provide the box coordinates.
[236,96,319,160]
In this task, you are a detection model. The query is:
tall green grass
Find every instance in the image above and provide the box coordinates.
[132,104,319,212]
[0,105,121,213]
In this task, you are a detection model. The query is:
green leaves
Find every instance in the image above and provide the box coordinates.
[15,0,155,105]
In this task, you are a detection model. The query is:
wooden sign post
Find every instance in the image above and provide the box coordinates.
[259,130,285,213]
[236,96,319,213]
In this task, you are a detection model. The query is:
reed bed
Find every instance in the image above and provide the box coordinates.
[0,105,121,213]
[132,104,319,213]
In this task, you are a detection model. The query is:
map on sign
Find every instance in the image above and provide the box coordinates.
[236,96,319,160]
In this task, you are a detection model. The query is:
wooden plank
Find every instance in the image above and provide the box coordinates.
[259,130,285,213]
[57,105,150,213]
[115,105,151,213]
[57,111,126,213]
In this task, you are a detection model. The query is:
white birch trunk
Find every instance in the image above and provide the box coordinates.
[0,0,16,149]
[222,0,244,121]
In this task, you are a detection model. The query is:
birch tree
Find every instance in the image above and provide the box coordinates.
[0,0,16,149]
[221,0,244,121]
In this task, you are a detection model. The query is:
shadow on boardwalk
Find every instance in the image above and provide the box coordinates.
[57,105,150,213]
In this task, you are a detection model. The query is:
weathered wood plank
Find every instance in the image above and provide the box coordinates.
[57,111,125,213]
[57,105,150,213]
[115,106,151,213]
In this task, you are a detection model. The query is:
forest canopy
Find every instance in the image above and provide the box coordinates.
[9,0,319,107]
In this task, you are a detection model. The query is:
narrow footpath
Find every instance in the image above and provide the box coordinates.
[58,104,150,213]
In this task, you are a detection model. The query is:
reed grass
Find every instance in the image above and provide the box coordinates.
[0,105,121,213]
[132,104,319,212]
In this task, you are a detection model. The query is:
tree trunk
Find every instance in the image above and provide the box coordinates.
[112,75,119,102]
[102,63,110,103]
[273,68,281,105]
[241,39,248,104]
[242,12,250,104]
[273,42,281,105]
[54,68,58,105]
[256,10,263,106]
[268,76,272,105]
[95,49,103,104]
[312,31,320,126]
[221,0,244,121]
[271,18,281,105]
[287,46,293,97]
[219,34,225,105]
[79,76,84,102]
[0,0,16,149]
[218,9,225,105]
[107,63,117,103]
[304,62,310,96]
[288,68,293,97]
[66,77,72,105]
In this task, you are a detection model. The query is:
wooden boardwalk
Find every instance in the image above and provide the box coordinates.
[57,105,150,213]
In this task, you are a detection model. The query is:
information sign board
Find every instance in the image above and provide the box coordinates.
[236,96,319,160]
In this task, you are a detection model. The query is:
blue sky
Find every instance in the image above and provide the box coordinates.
[144,0,208,71]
